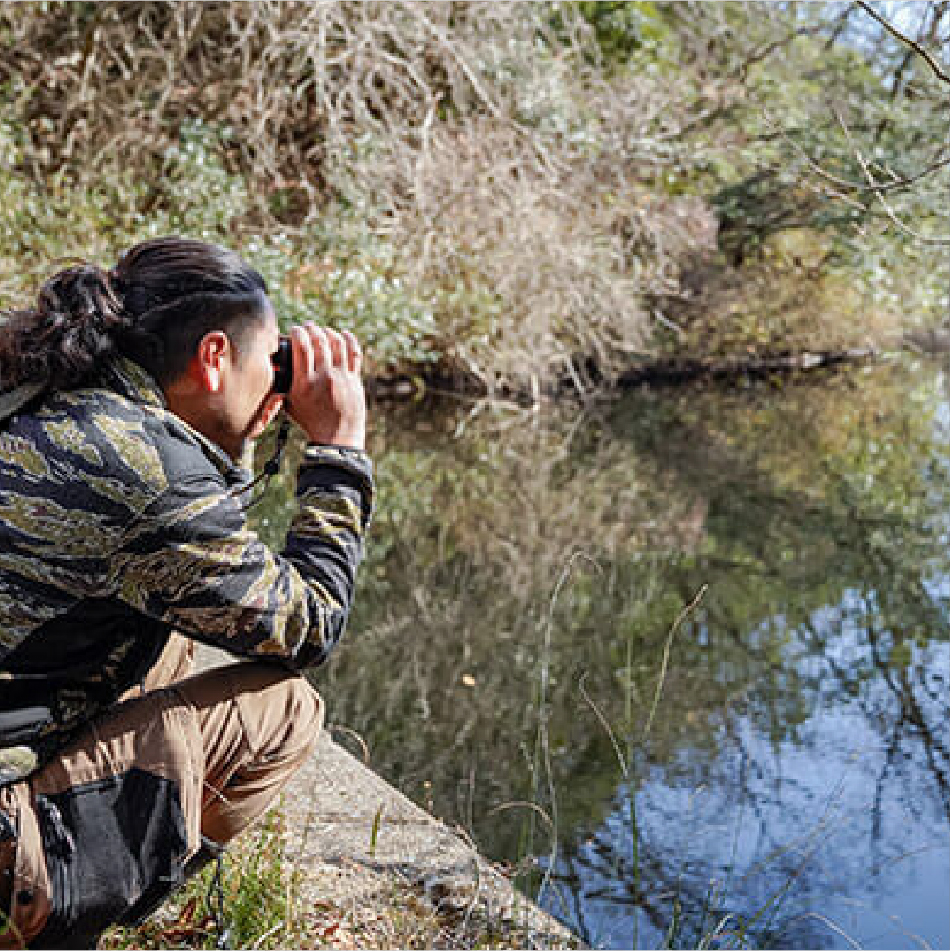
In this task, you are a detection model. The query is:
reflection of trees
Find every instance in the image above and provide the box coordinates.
[582,366,949,946]
[614,388,946,943]
[551,600,948,947]
[549,770,891,951]
[295,362,948,947]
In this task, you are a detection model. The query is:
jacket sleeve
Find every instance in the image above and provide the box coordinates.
[108,445,373,668]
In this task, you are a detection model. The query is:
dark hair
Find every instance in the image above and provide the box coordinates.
[0,237,270,392]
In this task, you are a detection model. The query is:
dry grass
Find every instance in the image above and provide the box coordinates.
[0,1,713,390]
[0,2,934,392]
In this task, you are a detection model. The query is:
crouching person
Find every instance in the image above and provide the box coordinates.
[0,238,373,948]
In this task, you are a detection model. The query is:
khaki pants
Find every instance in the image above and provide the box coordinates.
[0,635,322,948]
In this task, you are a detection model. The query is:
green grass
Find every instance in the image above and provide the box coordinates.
[100,811,304,950]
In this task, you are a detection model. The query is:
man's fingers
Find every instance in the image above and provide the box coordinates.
[290,324,315,384]
[308,323,333,371]
[325,328,346,368]
[343,330,362,374]
[284,323,367,449]
[291,323,363,382]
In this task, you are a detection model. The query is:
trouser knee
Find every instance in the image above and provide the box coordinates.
[180,663,324,846]
[246,672,324,768]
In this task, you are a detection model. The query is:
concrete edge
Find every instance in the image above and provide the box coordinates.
[197,647,580,949]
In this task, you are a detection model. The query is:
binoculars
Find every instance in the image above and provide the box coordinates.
[271,336,293,395]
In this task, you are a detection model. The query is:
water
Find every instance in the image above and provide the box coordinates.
[255,357,949,949]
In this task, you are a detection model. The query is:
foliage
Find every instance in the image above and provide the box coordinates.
[575,2,949,337]
[1,2,943,393]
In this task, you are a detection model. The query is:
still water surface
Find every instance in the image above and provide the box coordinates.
[260,358,949,949]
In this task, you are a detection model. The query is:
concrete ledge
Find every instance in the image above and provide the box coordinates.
[197,647,578,948]
[282,734,577,948]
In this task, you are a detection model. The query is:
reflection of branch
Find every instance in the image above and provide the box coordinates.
[857,1,950,85]
[865,617,950,818]
[893,665,950,817]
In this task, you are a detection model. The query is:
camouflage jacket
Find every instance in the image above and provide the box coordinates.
[0,357,373,785]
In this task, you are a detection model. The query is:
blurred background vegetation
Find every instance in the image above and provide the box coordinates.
[0,1,946,397]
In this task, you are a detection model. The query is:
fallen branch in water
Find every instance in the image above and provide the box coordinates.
[614,347,878,389]
[367,347,880,403]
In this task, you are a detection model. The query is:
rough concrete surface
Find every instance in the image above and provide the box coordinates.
[197,647,579,949]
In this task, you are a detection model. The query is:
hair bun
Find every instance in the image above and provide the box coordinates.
[39,264,124,323]
[7,263,132,389]
[2,237,268,394]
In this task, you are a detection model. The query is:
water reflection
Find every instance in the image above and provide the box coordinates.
[253,359,949,949]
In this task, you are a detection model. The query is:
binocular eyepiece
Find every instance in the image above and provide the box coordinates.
[271,337,293,395]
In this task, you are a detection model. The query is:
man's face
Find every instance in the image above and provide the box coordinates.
[217,304,284,461]
[161,300,286,463]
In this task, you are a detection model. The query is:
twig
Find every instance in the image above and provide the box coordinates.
[329,724,371,764]
[487,801,555,834]
[730,25,824,80]
[786,912,863,950]
[532,552,602,922]
[577,671,629,778]
[250,922,285,949]
[644,584,708,739]
[447,824,488,940]
[835,106,950,246]
[783,127,950,196]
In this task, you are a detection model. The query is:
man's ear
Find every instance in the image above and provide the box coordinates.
[194,330,231,394]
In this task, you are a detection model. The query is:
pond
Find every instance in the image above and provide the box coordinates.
[256,357,949,949]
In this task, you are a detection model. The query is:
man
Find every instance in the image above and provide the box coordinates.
[0,238,373,947]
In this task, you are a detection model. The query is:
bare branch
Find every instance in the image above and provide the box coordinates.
[835,106,950,245]
[857,1,950,84]
[730,24,824,80]
[783,129,950,196]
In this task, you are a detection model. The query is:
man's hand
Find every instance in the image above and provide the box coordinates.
[286,323,367,450]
